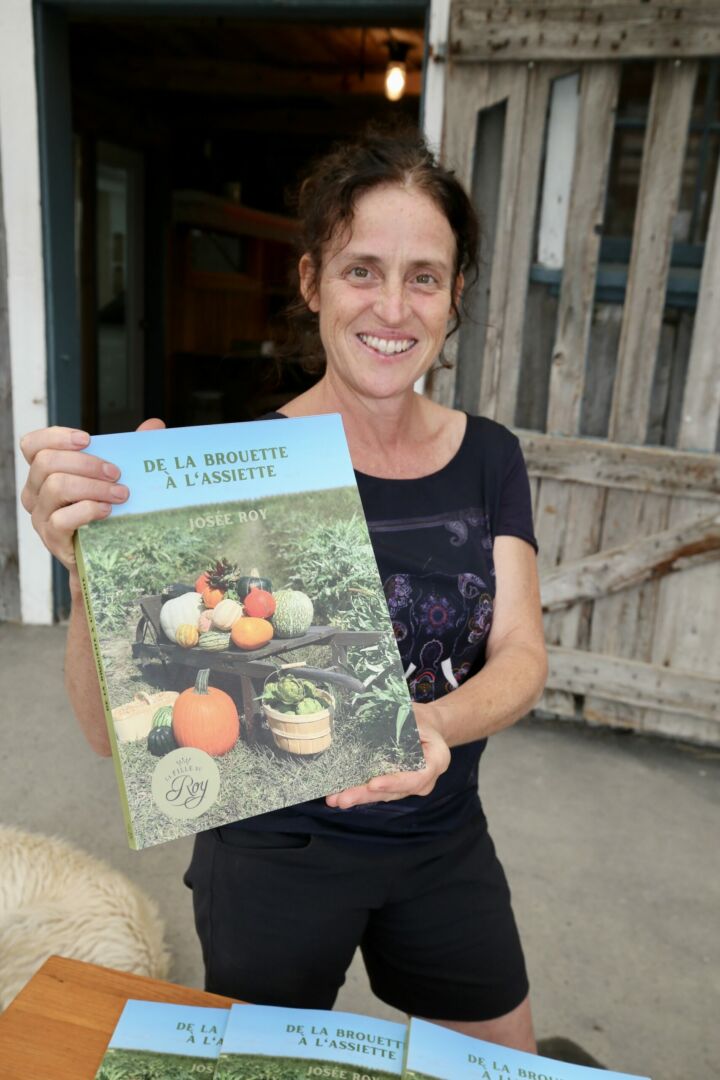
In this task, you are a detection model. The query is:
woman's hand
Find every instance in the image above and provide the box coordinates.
[19,419,165,573]
[325,703,451,810]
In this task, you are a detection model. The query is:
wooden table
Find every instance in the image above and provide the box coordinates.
[0,955,238,1079]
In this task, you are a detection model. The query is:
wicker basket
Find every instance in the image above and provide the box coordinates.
[263,687,334,755]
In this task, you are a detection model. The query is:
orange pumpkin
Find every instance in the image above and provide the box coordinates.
[202,585,225,609]
[194,571,210,594]
[243,588,276,619]
[231,616,274,651]
[172,668,239,756]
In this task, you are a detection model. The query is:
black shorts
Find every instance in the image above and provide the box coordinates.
[183,814,528,1021]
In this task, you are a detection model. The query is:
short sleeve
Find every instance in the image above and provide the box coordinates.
[495,440,538,553]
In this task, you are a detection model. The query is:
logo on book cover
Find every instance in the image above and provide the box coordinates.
[151,748,220,820]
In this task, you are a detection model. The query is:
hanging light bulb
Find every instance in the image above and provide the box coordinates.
[384,38,410,102]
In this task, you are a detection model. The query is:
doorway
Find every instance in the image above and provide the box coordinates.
[63,9,426,434]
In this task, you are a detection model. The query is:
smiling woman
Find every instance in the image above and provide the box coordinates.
[182,128,547,1048]
[18,125,546,1054]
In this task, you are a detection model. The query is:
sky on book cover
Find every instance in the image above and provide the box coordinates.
[405,1019,651,1080]
[107,1000,228,1057]
[220,1004,405,1072]
[86,414,354,515]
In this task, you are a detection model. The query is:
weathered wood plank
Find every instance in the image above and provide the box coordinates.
[609,60,698,446]
[518,430,720,500]
[582,698,720,746]
[541,511,720,610]
[547,645,720,724]
[579,303,622,438]
[475,63,530,421]
[487,64,556,424]
[547,63,620,435]
[450,2,720,62]
[678,146,720,453]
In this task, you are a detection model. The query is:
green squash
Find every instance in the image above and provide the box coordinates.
[236,566,272,599]
[197,631,231,651]
[272,589,314,638]
[147,723,177,757]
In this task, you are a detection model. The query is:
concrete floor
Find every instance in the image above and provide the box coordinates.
[1,622,718,1079]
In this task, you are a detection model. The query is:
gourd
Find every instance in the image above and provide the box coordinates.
[211,597,244,631]
[147,706,177,757]
[160,592,203,643]
[198,611,214,633]
[236,567,272,599]
[194,571,210,594]
[172,668,239,756]
[272,589,314,638]
[242,588,275,619]
[175,623,199,649]
[197,630,231,651]
[231,617,274,651]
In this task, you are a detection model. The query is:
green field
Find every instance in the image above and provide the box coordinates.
[216,1052,401,1079]
[96,1046,217,1077]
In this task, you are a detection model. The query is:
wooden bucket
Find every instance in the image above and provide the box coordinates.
[263,693,333,755]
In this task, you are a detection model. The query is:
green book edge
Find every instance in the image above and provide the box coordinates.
[73,530,138,850]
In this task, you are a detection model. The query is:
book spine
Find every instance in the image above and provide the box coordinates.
[73,530,138,850]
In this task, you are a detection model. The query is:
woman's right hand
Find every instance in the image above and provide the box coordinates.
[19,419,165,573]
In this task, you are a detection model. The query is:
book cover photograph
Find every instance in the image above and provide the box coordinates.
[215,1003,406,1080]
[94,1000,228,1078]
[74,414,423,849]
[402,1019,651,1080]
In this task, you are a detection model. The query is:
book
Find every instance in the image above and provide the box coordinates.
[215,1003,406,1079]
[93,999,229,1078]
[402,1018,651,1080]
[73,414,422,849]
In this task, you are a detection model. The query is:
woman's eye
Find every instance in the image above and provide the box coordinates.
[348,266,371,280]
[415,273,437,285]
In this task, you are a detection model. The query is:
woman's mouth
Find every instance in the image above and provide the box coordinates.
[357,333,418,357]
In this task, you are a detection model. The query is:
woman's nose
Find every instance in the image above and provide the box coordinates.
[373,280,410,324]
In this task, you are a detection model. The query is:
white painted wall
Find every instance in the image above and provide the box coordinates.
[0,0,53,624]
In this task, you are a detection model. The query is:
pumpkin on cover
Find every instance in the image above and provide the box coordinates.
[194,571,210,594]
[198,611,214,633]
[159,592,203,644]
[272,589,314,638]
[242,588,275,619]
[236,567,272,599]
[211,597,243,631]
[197,630,231,651]
[175,623,199,649]
[231,617,274,651]
[172,668,239,756]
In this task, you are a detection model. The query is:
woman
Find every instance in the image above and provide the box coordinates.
[19,129,546,1051]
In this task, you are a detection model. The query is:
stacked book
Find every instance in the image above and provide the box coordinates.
[94,999,651,1079]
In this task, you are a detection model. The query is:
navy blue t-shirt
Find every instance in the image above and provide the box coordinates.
[231,413,537,842]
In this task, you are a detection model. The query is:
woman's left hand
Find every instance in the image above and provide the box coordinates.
[325,704,451,810]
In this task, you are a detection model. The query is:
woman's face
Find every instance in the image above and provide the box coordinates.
[300,183,461,401]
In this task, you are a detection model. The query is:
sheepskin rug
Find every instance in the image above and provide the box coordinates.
[0,825,170,1010]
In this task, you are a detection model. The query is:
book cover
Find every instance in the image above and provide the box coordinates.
[73,414,423,849]
[215,1003,406,1079]
[94,999,228,1078]
[402,1019,651,1080]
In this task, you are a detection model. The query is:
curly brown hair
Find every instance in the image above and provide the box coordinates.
[280,123,480,371]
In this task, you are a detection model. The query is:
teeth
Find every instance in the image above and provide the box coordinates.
[358,335,415,355]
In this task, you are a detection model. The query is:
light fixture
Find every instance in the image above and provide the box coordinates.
[384,38,410,102]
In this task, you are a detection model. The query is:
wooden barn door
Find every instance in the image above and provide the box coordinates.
[429,3,720,744]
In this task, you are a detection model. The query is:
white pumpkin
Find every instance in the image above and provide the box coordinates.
[211,597,244,631]
[159,592,204,643]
